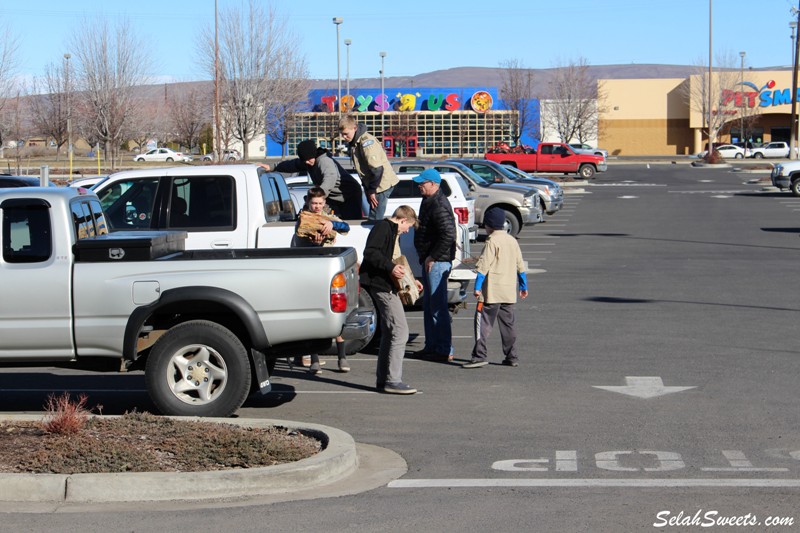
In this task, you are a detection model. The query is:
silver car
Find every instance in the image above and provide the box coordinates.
[500,165,564,215]
[391,160,541,236]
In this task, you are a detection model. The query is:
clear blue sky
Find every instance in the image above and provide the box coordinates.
[4,0,799,86]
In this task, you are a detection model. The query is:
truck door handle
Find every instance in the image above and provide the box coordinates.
[211,241,231,248]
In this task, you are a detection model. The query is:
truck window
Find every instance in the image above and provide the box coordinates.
[168,176,235,229]
[71,201,96,239]
[97,177,160,230]
[1,201,51,263]
[258,174,295,222]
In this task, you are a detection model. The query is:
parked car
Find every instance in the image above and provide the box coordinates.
[770,161,800,196]
[750,141,792,159]
[500,165,564,216]
[390,160,541,236]
[133,148,193,163]
[283,171,478,242]
[449,158,565,216]
[202,149,242,161]
[0,175,40,188]
[568,143,609,159]
[697,144,749,159]
[68,176,108,190]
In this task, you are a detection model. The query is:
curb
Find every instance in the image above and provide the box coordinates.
[0,416,359,503]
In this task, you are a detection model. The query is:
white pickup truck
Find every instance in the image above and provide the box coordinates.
[770,161,800,196]
[92,165,476,346]
[0,187,371,417]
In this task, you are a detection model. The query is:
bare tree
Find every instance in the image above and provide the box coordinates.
[199,0,308,159]
[265,60,310,157]
[683,51,754,157]
[541,58,602,144]
[27,62,70,159]
[70,17,149,168]
[0,24,20,156]
[170,88,208,152]
[498,58,535,144]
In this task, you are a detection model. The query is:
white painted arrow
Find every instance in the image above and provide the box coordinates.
[593,376,696,399]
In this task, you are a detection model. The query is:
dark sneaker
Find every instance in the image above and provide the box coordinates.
[408,349,434,359]
[501,359,519,367]
[338,358,350,372]
[462,359,488,369]
[309,361,322,374]
[381,382,417,395]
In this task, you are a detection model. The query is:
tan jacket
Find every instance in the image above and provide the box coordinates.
[351,129,399,194]
[475,231,525,304]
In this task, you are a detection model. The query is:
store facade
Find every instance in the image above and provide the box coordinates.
[599,70,796,156]
[267,87,539,158]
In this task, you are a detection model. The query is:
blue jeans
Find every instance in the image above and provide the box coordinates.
[421,260,452,356]
[368,185,395,220]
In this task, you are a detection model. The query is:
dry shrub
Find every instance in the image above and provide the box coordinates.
[41,392,92,435]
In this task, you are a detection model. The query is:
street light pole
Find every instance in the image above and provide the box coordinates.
[791,6,800,160]
[739,51,745,146]
[380,51,386,138]
[344,38,351,97]
[333,17,343,115]
[707,0,714,152]
[214,0,222,163]
[64,53,72,178]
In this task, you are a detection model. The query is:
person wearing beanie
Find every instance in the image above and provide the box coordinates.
[410,168,457,362]
[271,139,362,219]
[463,207,528,369]
[338,114,399,220]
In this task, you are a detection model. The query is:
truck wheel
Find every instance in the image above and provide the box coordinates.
[501,209,521,236]
[579,164,596,179]
[791,178,800,197]
[145,320,251,417]
[754,152,764,159]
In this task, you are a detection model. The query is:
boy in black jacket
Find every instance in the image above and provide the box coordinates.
[360,206,422,394]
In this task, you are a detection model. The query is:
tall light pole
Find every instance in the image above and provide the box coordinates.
[214,0,222,162]
[739,51,745,145]
[791,7,800,160]
[333,17,343,115]
[380,51,386,138]
[64,53,72,178]
[344,38,351,97]
[707,0,714,151]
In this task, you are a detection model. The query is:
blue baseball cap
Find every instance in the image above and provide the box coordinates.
[412,168,442,184]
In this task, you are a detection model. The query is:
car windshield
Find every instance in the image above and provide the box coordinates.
[446,162,491,187]
[503,165,530,180]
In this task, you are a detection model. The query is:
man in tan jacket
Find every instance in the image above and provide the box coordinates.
[339,114,399,220]
[463,208,528,368]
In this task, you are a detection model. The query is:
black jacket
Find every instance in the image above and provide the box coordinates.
[414,188,456,264]
[360,219,398,294]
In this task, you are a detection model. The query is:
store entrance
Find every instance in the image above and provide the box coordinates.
[771,127,790,143]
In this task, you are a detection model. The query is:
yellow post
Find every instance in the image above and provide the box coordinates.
[96,145,101,176]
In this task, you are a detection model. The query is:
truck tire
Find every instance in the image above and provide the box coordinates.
[145,320,251,417]
[578,164,596,179]
[791,178,800,197]
[501,208,521,236]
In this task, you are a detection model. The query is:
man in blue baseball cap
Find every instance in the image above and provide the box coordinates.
[411,168,456,362]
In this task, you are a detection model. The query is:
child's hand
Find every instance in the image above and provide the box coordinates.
[520,289,528,299]
[320,220,333,235]
[415,280,423,293]
[474,289,482,298]
[391,264,405,279]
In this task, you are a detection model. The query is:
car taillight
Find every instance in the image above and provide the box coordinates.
[330,272,348,313]
[453,207,469,224]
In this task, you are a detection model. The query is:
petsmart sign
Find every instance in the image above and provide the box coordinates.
[309,87,498,113]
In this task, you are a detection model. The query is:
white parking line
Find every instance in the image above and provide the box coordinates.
[388,478,800,488]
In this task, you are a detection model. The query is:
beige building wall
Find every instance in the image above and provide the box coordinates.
[600,78,692,156]
[600,71,796,155]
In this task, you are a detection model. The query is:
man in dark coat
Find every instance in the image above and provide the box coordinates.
[412,168,456,362]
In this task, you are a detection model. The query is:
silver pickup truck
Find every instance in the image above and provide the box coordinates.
[0,187,371,417]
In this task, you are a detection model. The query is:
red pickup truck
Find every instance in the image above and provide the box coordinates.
[485,142,607,179]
